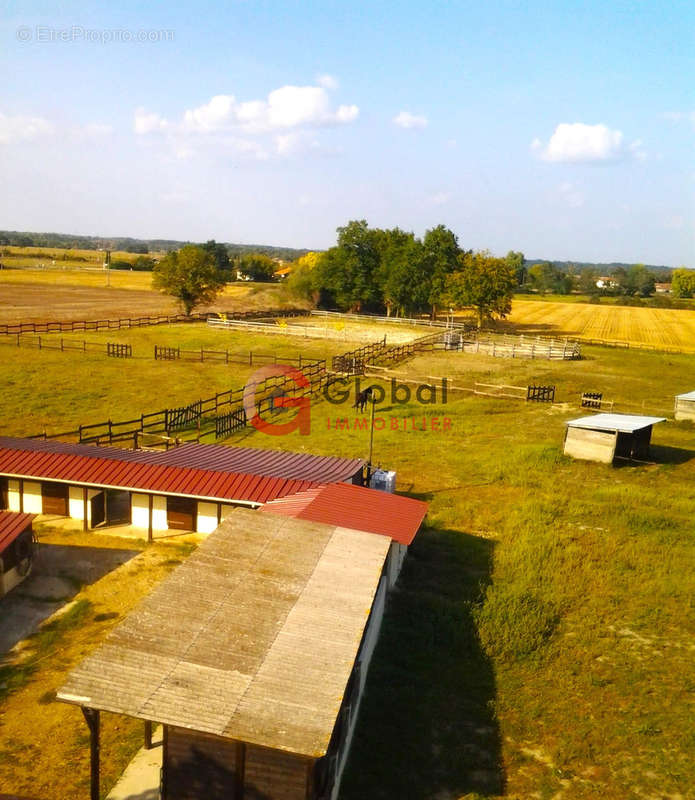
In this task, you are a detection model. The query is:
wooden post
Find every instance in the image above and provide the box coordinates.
[83,487,89,531]
[148,495,153,543]
[81,707,100,800]
[144,720,153,749]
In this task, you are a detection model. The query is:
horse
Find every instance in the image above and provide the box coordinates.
[353,386,373,413]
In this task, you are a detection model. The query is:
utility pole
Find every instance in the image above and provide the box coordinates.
[104,249,111,288]
[366,396,376,485]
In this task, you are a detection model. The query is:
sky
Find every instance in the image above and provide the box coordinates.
[1,0,693,266]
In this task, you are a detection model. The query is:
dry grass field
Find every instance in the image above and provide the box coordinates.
[507,299,695,352]
[0,272,295,323]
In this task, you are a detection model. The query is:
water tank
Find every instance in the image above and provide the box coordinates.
[369,469,396,493]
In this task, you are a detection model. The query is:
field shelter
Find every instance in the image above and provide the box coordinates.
[674,390,695,422]
[563,413,666,464]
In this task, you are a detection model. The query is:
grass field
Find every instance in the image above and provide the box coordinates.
[2,288,695,799]
[507,299,695,352]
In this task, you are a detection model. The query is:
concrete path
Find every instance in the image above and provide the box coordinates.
[106,727,162,800]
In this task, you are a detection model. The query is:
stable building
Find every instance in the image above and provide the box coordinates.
[0,438,364,538]
[261,481,428,588]
[58,508,417,800]
[0,511,35,598]
[674,391,695,422]
[563,413,666,464]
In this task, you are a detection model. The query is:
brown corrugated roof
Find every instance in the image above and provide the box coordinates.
[260,483,427,545]
[0,438,363,505]
[57,510,390,757]
[0,511,35,553]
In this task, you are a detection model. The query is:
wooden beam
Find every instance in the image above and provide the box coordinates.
[148,494,153,543]
[144,719,153,750]
[161,725,169,800]
[83,487,89,531]
[235,741,246,799]
[81,707,100,800]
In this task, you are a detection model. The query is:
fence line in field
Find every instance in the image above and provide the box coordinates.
[0,308,309,336]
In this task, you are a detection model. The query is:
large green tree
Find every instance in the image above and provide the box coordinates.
[239,252,277,282]
[423,225,462,318]
[446,251,516,327]
[152,244,225,315]
[672,268,695,298]
[378,229,431,316]
[203,240,232,276]
[505,250,526,288]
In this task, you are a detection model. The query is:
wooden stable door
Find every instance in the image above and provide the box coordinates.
[0,477,7,510]
[42,482,69,516]
[167,496,196,532]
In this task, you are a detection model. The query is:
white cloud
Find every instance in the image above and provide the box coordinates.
[535,123,625,163]
[393,111,428,129]
[316,74,338,90]
[143,85,359,137]
[0,113,54,145]
[134,108,168,134]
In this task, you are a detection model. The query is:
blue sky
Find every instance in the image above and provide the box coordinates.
[1,0,693,265]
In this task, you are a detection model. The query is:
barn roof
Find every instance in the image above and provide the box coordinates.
[566,414,666,433]
[676,390,695,401]
[0,511,35,553]
[57,509,390,758]
[0,438,363,505]
[260,483,427,546]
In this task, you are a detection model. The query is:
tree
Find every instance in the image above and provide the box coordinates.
[672,268,695,298]
[423,225,462,318]
[203,240,232,276]
[621,264,655,297]
[378,229,431,316]
[445,250,517,327]
[506,251,526,288]
[577,266,600,294]
[152,245,225,315]
[238,253,277,282]
[286,252,321,305]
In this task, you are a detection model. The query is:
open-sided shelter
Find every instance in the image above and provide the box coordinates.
[674,391,695,422]
[0,511,35,598]
[57,509,401,800]
[563,413,666,464]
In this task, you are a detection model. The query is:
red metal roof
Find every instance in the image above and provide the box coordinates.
[0,438,363,505]
[0,512,35,553]
[260,483,427,545]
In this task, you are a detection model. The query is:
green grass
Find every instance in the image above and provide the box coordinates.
[222,346,695,799]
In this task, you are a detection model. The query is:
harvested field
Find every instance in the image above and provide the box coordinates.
[0,274,294,324]
[507,299,695,352]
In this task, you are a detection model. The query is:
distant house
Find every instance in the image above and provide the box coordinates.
[596,276,618,290]
[274,265,292,280]
[655,282,672,294]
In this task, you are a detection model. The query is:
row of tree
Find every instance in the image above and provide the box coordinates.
[287,220,519,325]
[523,262,658,297]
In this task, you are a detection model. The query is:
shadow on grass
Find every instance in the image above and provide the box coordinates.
[649,444,695,465]
[0,543,139,656]
[339,526,504,800]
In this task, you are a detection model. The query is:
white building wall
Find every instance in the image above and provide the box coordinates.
[67,487,100,523]
[386,541,408,588]
[0,562,32,597]
[131,493,168,531]
[197,502,219,534]
[152,496,167,530]
[7,479,20,512]
[331,574,388,800]
[22,482,43,514]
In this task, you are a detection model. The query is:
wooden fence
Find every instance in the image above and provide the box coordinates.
[29,357,330,445]
[332,337,388,374]
[0,333,130,355]
[527,384,556,403]
[310,309,468,329]
[461,332,581,360]
[0,308,309,336]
